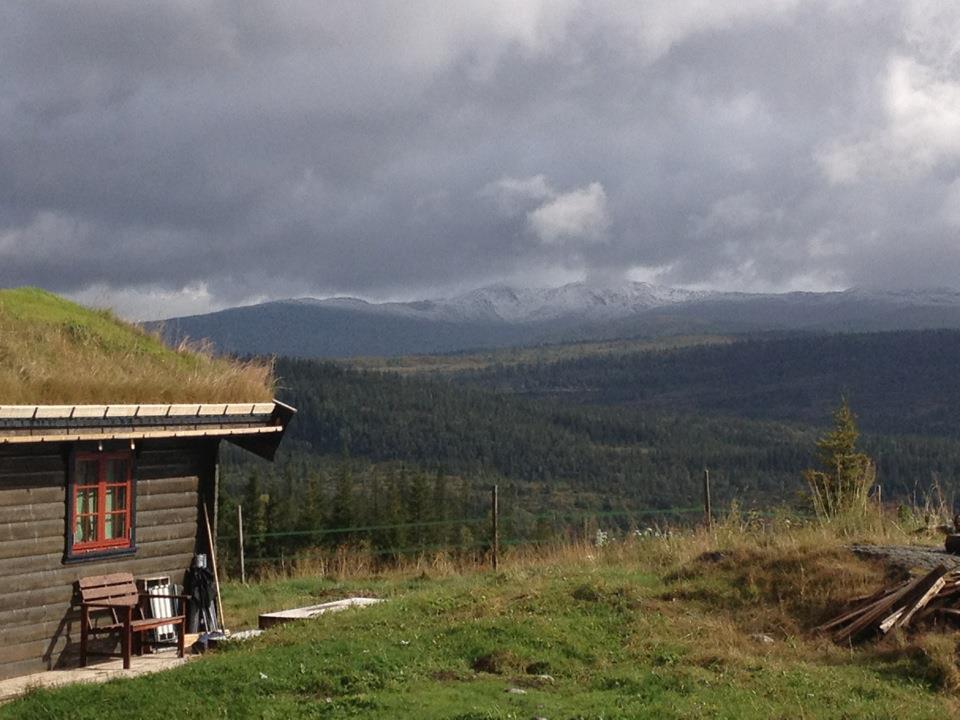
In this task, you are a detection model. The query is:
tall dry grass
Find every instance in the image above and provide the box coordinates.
[233,504,938,590]
[0,288,274,404]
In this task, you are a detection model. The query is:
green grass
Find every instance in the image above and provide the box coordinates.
[0,287,273,403]
[5,526,960,719]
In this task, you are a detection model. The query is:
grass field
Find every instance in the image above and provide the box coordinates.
[5,518,960,719]
[0,287,272,403]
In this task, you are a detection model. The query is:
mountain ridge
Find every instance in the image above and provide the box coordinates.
[152,281,960,358]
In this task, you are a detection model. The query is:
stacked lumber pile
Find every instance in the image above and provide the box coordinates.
[818,564,960,642]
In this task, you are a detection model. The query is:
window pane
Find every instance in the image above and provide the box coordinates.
[72,454,134,552]
[105,485,126,512]
[76,487,98,515]
[106,459,128,483]
[78,460,98,484]
[105,512,127,540]
[74,515,96,544]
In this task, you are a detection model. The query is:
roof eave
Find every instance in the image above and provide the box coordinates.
[227,399,296,460]
[0,399,297,462]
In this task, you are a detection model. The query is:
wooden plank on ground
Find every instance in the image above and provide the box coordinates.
[833,576,923,643]
[890,573,948,631]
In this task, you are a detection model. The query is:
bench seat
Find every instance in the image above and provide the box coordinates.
[79,572,188,669]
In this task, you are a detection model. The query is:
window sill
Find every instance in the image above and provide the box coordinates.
[63,546,137,565]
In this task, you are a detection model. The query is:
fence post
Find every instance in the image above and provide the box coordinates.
[491,484,499,571]
[237,504,246,584]
[703,468,712,528]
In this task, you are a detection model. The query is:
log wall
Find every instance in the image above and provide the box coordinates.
[0,439,217,680]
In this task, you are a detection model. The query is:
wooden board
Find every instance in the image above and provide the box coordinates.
[137,491,201,513]
[0,502,64,525]
[138,477,198,497]
[0,518,65,544]
[0,485,65,506]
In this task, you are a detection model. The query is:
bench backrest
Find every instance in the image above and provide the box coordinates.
[78,572,139,607]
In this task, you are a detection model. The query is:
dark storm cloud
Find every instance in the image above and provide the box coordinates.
[2,1,960,317]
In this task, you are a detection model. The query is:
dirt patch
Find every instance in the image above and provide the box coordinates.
[472,650,525,675]
[432,669,472,682]
[571,584,601,602]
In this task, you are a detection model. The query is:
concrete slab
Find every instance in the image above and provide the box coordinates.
[258,597,382,630]
[0,653,193,704]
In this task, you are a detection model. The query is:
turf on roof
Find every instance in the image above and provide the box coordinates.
[0,288,273,404]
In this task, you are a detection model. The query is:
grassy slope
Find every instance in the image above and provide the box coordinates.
[0,288,273,403]
[5,522,959,719]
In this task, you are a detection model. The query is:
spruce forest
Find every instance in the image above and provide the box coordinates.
[219,329,960,567]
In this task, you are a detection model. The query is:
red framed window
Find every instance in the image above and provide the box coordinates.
[70,452,134,554]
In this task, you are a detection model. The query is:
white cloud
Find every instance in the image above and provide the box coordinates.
[817,54,960,184]
[903,0,960,74]
[65,282,270,322]
[885,56,960,167]
[482,174,611,246]
[527,181,610,245]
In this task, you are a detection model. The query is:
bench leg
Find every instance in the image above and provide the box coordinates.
[177,620,185,658]
[122,609,132,670]
[80,606,89,667]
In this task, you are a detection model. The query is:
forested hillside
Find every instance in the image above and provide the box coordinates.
[459,330,960,436]
[220,333,960,562]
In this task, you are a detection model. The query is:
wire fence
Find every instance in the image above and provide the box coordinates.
[217,500,711,577]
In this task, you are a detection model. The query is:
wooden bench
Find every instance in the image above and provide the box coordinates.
[78,572,188,669]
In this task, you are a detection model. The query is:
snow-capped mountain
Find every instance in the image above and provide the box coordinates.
[289,281,716,324]
[154,282,960,358]
[436,282,712,323]
[292,283,960,325]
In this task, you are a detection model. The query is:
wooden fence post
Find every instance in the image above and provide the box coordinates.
[703,468,712,528]
[237,504,246,584]
[492,484,499,571]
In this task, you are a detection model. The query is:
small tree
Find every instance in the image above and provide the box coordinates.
[804,399,876,518]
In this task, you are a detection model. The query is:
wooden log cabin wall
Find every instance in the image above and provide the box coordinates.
[0,402,294,681]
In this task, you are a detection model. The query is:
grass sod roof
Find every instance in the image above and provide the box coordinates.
[0,288,273,404]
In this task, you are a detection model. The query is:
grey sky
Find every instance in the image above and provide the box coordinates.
[2,1,960,319]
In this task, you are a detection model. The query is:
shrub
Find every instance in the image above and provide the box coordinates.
[803,398,876,518]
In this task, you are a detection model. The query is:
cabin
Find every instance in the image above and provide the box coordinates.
[0,401,295,680]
